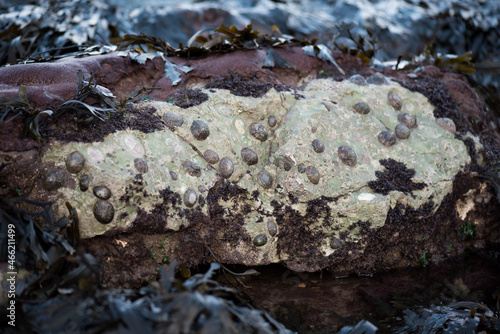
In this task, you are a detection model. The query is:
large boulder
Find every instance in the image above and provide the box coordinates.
[1,49,499,287]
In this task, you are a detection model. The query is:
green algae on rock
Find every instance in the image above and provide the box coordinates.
[42,78,470,270]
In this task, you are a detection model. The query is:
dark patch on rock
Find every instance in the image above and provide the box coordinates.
[166,88,208,108]
[205,73,292,98]
[368,158,427,195]
[39,104,164,143]
[399,77,468,133]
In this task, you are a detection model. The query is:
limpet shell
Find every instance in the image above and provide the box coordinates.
[436,117,456,134]
[397,113,417,129]
[306,166,320,184]
[268,116,277,127]
[367,73,389,85]
[169,171,178,180]
[353,102,370,115]
[348,74,367,86]
[163,111,184,127]
[191,120,210,140]
[395,124,410,139]
[330,237,343,249]
[79,174,90,191]
[65,151,85,174]
[297,163,306,173]
[93,200,114,224]
[378,131,397,147]
[203,149,219,164]
[338,145,357,167]
[93,185,112,200]
[219,157,234,179]
[267,220,278,236]
[249,123,268,142]
[257,171,273,189]
[134,158,148,174]
[387,92,402,110]
[312,139,325,153]
[42,169,65,191]
[241,148,258,165]
[253,234,268,247]
[182,160,201,177]
[183,189,197,207]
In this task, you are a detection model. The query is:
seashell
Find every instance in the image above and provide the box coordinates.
[387,92,402,110]
[297,163,306,173]
[348,74,367,86]
[330,237,343,249]
[203,149,219,164]
[312,139,325,153]
[65,151,85,174]
[219,157,234,179]
[378,131,397,147]
[267,220,278,236]
[93,200,114,224]
[268,115,277,127]
[436,117,456,134]
[253,234,268,247]
[163,111,184,127]
[183,189,197,207]
[93,185,112,200]
[257,171,273,189]
[191,120,210,140]
[395,124,410,139]
[283,161,292,171]
[42,169,65,191]
[397,113,417,129]
[182,160,201,177]
[311,126,317,133]
[241,148,258,165]
[79,174,90,191]
[338,145,357,167]
[169,171,178,180]
[306,166,320,184]
[134,158,148,173]
[353,102,370,115]
[249,123,268,142]
[367,73,389,85]
[198,185,206,193]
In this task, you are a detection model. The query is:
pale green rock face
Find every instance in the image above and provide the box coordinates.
[43,78,470,267]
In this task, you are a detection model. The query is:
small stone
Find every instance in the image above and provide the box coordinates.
[134,158,148,173]
[338,145,357,167]
[436,117,456,134]
[268,115,277,127]
[297,163,306,173]
[257,171,273,189]
[182,160,201,177]
[183,189,197,207]
[387,92,402,110]
[330,237,343,249]
[378,131,397,147]
[241,148,258,165]
[42,169,65,191]
[191,120,210,140]
[203,150,220,164]
[219,157,234,179]
[65,151,85,174]
[267,220,278,236]
[367,73,389,85]
[163,111,184,127]
[93,200,114,224]
[353,102,370,115]
[348,74,367,86]
[253,234,268,247]
[79,174,90,191]
[312,139,325,153]
[395,124,410,139]
[93,185,112,200]
[249,123,268,142]
[306,166,320,184]
[169,171,178,180]
[397,113,417,129]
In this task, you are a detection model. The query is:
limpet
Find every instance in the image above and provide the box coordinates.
[249,123,268,142]
[65,151,85,174]
[257,171,273,189]
[268,116,277,127]
[353,102,370,115]
[93,200,114,224]
[297,163,306,173]
[378,131,396,147]
[397,113,417,129]
[367,73,389,85]
[219,157,234,179]
[183,189,197,207]
[163,111,184,127]
[348,74,367,86]
[253,234,268,247]
[395,124,410,139]
[93,185,112,200]
[169,171,178,180]
[134,158,148,173]
[387,92,402,110]
[338,145,357,167]
[182,160,201,177]
[42,169,65,191]
[436,117,456,134]
[330,237,343,249]
[306,166,320,184]
[79,174,90,191]
[312,139,325,153]
[203,150,219,164]
[241,148,258,165]
[267,220,278,236]
[191,120,210,140]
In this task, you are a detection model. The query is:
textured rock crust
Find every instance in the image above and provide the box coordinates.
[1,49,499,287]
